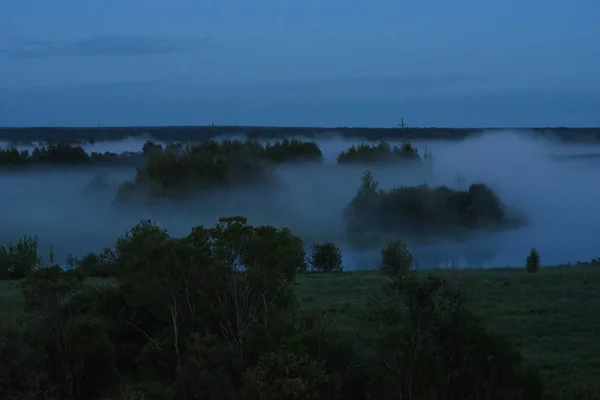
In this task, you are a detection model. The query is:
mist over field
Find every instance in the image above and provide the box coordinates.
[1,129,599,269]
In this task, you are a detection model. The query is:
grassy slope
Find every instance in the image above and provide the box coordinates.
[2,266,599,399]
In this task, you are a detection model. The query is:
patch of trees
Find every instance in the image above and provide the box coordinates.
[336,141,428,164]
[115,139,323,203]
[0,217,542,399]
[344,171,522,246]
[262,138,323,163]
[0,142,143,168]
[0,137,322,175]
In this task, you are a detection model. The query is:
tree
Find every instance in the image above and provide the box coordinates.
[369,273,544,399]
[379,240,413,277]
[526,248,540,273]
[308,242,343,272]
[118,216,304,382]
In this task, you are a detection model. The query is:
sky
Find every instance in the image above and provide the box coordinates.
[1,0,599,127]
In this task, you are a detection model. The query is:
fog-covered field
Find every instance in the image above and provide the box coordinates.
[2,130,600,269]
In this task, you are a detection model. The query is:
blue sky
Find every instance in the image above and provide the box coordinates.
[1,0,599,127]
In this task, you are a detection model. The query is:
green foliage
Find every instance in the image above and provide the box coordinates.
[141,139,164,156]
[0,235,41,279]
[115,138,324,203]
[20,266,118,399]
[369,273,544,399]
[526,248,541,273]
[379,239,413,277]
[0,142,144,168]
[0,216,546,399]
[262,138,323,163]
[21,265,84,312]
[118,217,305,385]
[284,314,368,399]
[241,349,330,399]
[0,316,54,399]
[170,333,238,399]
[337,141,421,164]
[345,170,513,244]
[115,220,169,273]
[77,248,119,278]
[64,315,117,399]
[308,242,343,272]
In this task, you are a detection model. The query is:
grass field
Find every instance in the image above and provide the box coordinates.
[2,265,600,399]
[296,266,600,400]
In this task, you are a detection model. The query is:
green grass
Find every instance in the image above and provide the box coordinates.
[296,266,600,400]
[2,266,599,399]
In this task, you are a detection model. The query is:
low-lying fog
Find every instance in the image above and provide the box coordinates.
[2,130,600,270]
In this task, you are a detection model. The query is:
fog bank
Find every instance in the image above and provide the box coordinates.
[1,130,600,269]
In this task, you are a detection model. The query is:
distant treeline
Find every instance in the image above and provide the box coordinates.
[1,125,600,144]
[0,142,144,168]
[0,139,431,169]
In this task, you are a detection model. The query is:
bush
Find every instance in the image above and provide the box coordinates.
[369,273,544,399]
[308,242,343,272]
[21,265,84,312]
[77,248,119,278]
[0,235,41,279]
[241,349,330,399]
[64,315,117,399]
[0,317,54,399]
[379,240,413,277]
[526,248,540,273]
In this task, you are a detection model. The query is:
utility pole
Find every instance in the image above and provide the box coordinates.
[398,118,408,141]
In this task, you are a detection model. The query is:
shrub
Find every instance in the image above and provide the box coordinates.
[21,265,84,312]
[0,235,41,279]
[369,273,544,399]
[241,349,330,399]
[64,315,117,399]
[77,248,119,278]
[308,242,343,272]
[526,248,540,273]
[0,317,54,399]
[379,240,413,277]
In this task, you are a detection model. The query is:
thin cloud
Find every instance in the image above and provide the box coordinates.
[0,35,212,59]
